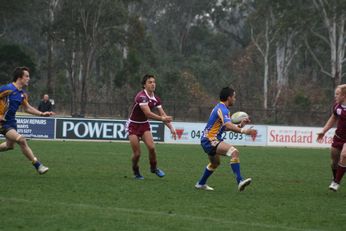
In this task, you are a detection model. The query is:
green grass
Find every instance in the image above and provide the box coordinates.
[0,141,345,231]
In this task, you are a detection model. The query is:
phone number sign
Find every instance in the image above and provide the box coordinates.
[164,122,267,146]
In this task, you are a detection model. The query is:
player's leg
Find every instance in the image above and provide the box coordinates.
[216,142,251,191]
[142,131,165,177]
[195,153,220,191]
[195,139,222,190]
[330,147,341,180]
[331,143,346,191]
[0,126,15,151]
[128,134,143,179]
[5,129,48,174]
[0,138,15,152]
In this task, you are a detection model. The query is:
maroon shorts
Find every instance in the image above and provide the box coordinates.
[127,121,151,137]
[332,135,346,150]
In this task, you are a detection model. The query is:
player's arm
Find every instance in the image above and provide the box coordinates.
[140,104,172,123]
[157,106,176,140]
[0,89,12,99]
[317,114,337,141]
[224,121,256,136]
[219,107,256,136]
[23,102,55,117]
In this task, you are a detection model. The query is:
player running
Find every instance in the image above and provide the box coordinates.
[195,87,257,191]
[126,74,176,179]
[0,67,54,174]
[317,84,346,191]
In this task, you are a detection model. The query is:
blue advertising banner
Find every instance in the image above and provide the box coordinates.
[6,117,55,139]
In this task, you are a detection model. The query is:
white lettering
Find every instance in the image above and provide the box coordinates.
[102,123,113,138]
[74,122,89,138]
[113,123,125,138]
[88,122,103,137]
[62,121,75,137]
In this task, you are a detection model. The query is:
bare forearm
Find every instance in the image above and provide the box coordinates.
[24,105,43,116]
[321,116,336,134]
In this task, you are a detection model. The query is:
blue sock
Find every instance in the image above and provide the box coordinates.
[230,162,243,184]
[33,161,41,169]
[198,166,214,185]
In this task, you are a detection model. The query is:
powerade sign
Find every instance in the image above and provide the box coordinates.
[56,118,164,141]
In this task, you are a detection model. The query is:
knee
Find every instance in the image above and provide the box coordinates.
[209,161,220,169]
[226,147,239,159]
[132,150,141,157]
[16,136,27,146]
[147,145,155,154]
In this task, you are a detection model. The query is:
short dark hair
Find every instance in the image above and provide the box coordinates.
[219,87,235,101]
[13,66,30,82]
[141,74,155,88]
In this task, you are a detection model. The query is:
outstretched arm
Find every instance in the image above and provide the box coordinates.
[157,107,176,140]
[224,121,257,137]
[23,103,55,117]
[317,114,337,141]
[140,104,172,123]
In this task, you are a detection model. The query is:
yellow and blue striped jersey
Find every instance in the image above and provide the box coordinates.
[202,102,231,141]
[0,83,28,123]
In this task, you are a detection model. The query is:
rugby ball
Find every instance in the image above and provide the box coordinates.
[231,111,249,124]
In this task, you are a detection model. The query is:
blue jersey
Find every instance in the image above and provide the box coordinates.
[202,102,231,141]
[0,83,28,125]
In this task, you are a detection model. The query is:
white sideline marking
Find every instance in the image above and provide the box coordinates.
[0,196,323,231]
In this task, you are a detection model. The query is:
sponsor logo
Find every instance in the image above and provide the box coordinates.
[56,119,164,141]
[175,128,185,139]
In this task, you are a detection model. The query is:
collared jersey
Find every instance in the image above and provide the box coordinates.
[128,89,162,123]
[333,102,346,140]
[0,83,28,123]
[202,102,232,141]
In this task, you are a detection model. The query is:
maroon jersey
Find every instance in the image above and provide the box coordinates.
[333,103,346,140]
[128,90,162,123]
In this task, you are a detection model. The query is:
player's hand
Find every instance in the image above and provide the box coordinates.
[316,132,325,142]
[239,118,251,128]
[41,111,55,117]
[161,115,173,123]
[242,127,257,137]
[171,128,177,140]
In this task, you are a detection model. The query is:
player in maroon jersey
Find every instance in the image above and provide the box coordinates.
[127,74,176,179]
[317,84,346,191]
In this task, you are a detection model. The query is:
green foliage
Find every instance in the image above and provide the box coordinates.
[0,44,36,84]
[0,0,344,121]
[293,93,311,109]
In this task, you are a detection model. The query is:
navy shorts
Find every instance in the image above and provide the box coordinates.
[0,121,17,135]
[201,137,222,156]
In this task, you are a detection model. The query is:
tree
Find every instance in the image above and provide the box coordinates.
[305,0,346,88]
[0,44,35,84]
[54,0,127,116]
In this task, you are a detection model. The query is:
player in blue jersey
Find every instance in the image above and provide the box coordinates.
[195,87,257,191]
[0,67,54,174]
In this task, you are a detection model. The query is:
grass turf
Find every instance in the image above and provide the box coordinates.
[0,140,345,231]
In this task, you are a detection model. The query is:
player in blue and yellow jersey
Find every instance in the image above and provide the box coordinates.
[195,87,257,191]
[0,67,54,174]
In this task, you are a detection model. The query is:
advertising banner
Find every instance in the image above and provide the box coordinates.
[267,126,335,148]
[56,118,165,141]
[165,122,267,146]
[2,117,55,139]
